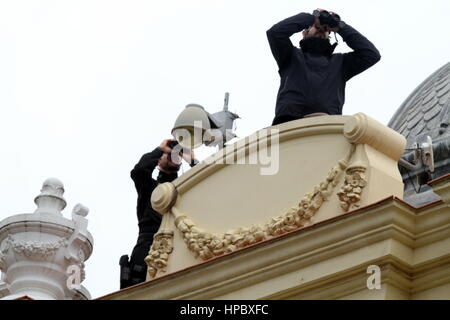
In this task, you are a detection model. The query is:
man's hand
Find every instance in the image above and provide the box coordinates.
[159,139,176,154]
[314,8,328,32]
[314,8,340,33]
[327,10,341,33]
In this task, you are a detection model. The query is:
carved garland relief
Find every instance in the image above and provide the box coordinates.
[146,145,364,279]
[145,230,174,279]
[337,166,367,212]
[0,235,68,270]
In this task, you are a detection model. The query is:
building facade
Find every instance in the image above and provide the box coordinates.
[100,62,450,300]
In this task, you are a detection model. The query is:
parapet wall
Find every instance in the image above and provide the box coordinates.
[147,113,406,280]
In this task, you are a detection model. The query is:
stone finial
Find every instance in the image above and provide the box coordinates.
[70,203,89,236]
[72,203,89,219]
[40,178,65,196]
[34,178,67,215]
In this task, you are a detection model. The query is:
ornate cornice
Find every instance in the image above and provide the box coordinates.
[103,194,447,301]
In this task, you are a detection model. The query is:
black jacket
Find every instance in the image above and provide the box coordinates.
[121,148,178,288]
[128,147,177,274]
[267,12,381,124]
[130,147,177,236]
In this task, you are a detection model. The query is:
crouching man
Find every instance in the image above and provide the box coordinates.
[120,139,195,289]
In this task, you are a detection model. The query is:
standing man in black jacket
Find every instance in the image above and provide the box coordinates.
[120,139,195,289]
[267,9,381,126]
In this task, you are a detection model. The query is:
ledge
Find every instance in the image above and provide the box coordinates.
[428,173,450,203]
[98,196,421,300]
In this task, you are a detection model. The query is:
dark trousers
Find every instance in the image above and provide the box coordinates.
[120,232,154,289]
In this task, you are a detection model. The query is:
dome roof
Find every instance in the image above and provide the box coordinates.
[389,62,450,147]
[388,62,450,206]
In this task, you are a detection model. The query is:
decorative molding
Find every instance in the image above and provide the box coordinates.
[0,244,8,270]
[144,146,356,275]
[266,154,352,237]
[2,235,68,259]
[65,203,90,283]
[145,231,174,279]
[0,281,9,299]
[337,166,367,212]
[65,248,87,282]
[174,216,265,262]
[103,194,450,300]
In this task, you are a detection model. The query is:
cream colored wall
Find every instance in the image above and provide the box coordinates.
[162,132,353,276]
[175,134,350,233]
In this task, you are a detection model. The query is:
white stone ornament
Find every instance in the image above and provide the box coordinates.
[72,203,89,218]
[33,177,67,215]
[0,178,93,300]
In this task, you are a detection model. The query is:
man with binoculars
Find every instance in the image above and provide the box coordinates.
[267,8,381,125]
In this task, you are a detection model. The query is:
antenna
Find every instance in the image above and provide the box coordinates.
[223,92,229,111]
[205,92,240,149]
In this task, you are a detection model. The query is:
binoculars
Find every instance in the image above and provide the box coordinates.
[168,140,179,149]
[313,10,341,29]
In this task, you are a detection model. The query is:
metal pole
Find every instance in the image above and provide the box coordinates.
[223,92,229,111]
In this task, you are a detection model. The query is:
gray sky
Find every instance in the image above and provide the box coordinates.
[0,0,449,298]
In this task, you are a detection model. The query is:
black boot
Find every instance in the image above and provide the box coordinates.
[119,254,131,289]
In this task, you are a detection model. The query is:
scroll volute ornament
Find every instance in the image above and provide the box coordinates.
[344,113,405,161]
[151,182,177,214]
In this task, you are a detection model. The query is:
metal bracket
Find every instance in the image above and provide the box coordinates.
[399,136,435,173]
